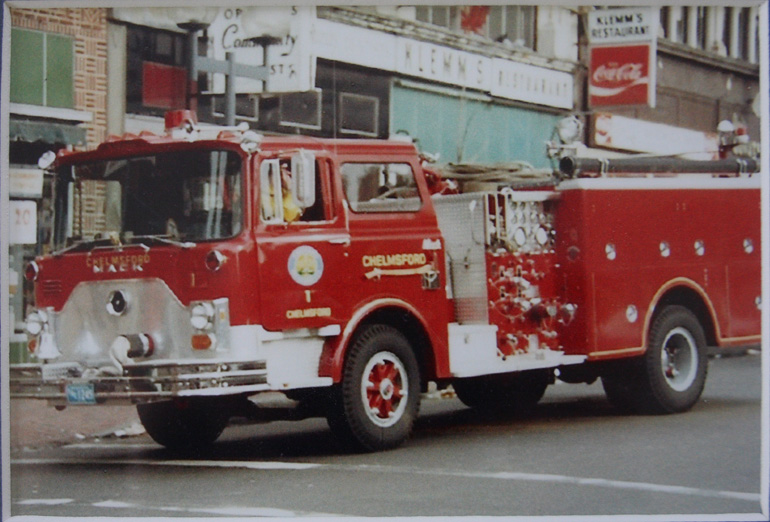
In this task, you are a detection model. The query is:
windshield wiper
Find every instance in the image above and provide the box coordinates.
[128,235,195,249]
[52,234,193,257]
[52,238,113,257]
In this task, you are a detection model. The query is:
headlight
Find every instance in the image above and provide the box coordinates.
[25,310,47,336]
[190,302,215,330]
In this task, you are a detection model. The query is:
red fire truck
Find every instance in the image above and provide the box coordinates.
[11,111,762,451]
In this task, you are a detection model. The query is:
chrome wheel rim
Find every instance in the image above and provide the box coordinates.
[660,327,698,392]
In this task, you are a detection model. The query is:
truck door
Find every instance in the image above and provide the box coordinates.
[338,158,449,345]
[256,153,351,332]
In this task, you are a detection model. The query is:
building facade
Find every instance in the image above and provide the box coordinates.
[107,5,580,168]
[7,8,108,351]
[582,5,761,157]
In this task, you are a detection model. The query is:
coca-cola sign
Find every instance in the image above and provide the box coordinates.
[589,44,654,107]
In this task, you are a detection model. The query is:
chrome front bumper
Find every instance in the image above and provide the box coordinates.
[9,359,270,405]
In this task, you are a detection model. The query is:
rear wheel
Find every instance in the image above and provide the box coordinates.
[327,324,421,452]
[453,370,550,416]
[137,397,230,450]
[602,305,708,414]
[639,305,708,413]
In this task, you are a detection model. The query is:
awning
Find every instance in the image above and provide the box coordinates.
[9,119,86,146]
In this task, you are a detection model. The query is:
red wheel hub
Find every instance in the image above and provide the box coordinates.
[366,361,403,420]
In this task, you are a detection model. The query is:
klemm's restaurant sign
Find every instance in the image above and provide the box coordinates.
[394,38,574,110]
[587,7,656,44]
[314,18,574,110]
[587,7,657,108]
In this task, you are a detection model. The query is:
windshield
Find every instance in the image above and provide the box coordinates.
[52,149,243,250]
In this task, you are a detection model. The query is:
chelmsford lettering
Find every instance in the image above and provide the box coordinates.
[286,307,332,319]
[87,254,150,273]
[362,253,427,268]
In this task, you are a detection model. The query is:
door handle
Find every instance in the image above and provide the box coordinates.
[329,237,351,246]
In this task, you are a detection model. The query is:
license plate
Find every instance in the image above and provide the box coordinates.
[66,383,96,405]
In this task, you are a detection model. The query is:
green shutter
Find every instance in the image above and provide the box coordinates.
[45,33,74,108]
[10,28,45,105]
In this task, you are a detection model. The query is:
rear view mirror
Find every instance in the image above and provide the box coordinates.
[291,150,315,209]
[38,150,56,170]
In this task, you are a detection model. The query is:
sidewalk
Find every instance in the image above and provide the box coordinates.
[9,399,143,450]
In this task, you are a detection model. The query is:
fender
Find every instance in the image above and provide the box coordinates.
[318,297,434,383]
[588,277,719,360]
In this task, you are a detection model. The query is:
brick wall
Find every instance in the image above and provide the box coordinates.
[10,8,108,147]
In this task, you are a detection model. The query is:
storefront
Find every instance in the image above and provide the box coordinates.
[312,9,576,167]
[8,113,87,361]
[7,8,108,363]
[109,7,577,168]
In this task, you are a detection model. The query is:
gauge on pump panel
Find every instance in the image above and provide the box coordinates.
[513,227,528,247]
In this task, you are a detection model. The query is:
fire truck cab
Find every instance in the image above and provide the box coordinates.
[11,111,762,452]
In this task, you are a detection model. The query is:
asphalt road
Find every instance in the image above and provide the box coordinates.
[8,351,766,519]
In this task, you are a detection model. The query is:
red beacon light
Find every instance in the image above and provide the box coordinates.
[165,110,198,133]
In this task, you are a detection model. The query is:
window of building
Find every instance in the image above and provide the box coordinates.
[738,8,750,61]
[10,28,74,108]
[339,93,379,137]
[279,89,322,130]
[676,7,687,44]
[695,6,707,50]
[488,6,535,48]
[341,163,422,213]
[126,24,191,115]
[660,6,757,63]
[660,7,669,39]
[722,7,733,55]
[416,6,457,29]
[416,5,535,49]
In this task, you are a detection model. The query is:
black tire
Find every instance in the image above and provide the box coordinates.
[638,305,708,413]
[327,324,421,452]
[601,369,638,413]
[453,370,550,416]
[602,305,708,414]
[137,397,230,450]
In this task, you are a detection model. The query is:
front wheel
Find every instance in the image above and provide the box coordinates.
[137,397,231,450]
[327,324,421,452]
[454,370,550,416]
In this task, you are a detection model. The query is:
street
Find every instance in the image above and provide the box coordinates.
[9,352,765,518]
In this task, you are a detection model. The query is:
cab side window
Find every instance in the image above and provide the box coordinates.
[260,158,328,224]
[341,163,422,213]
